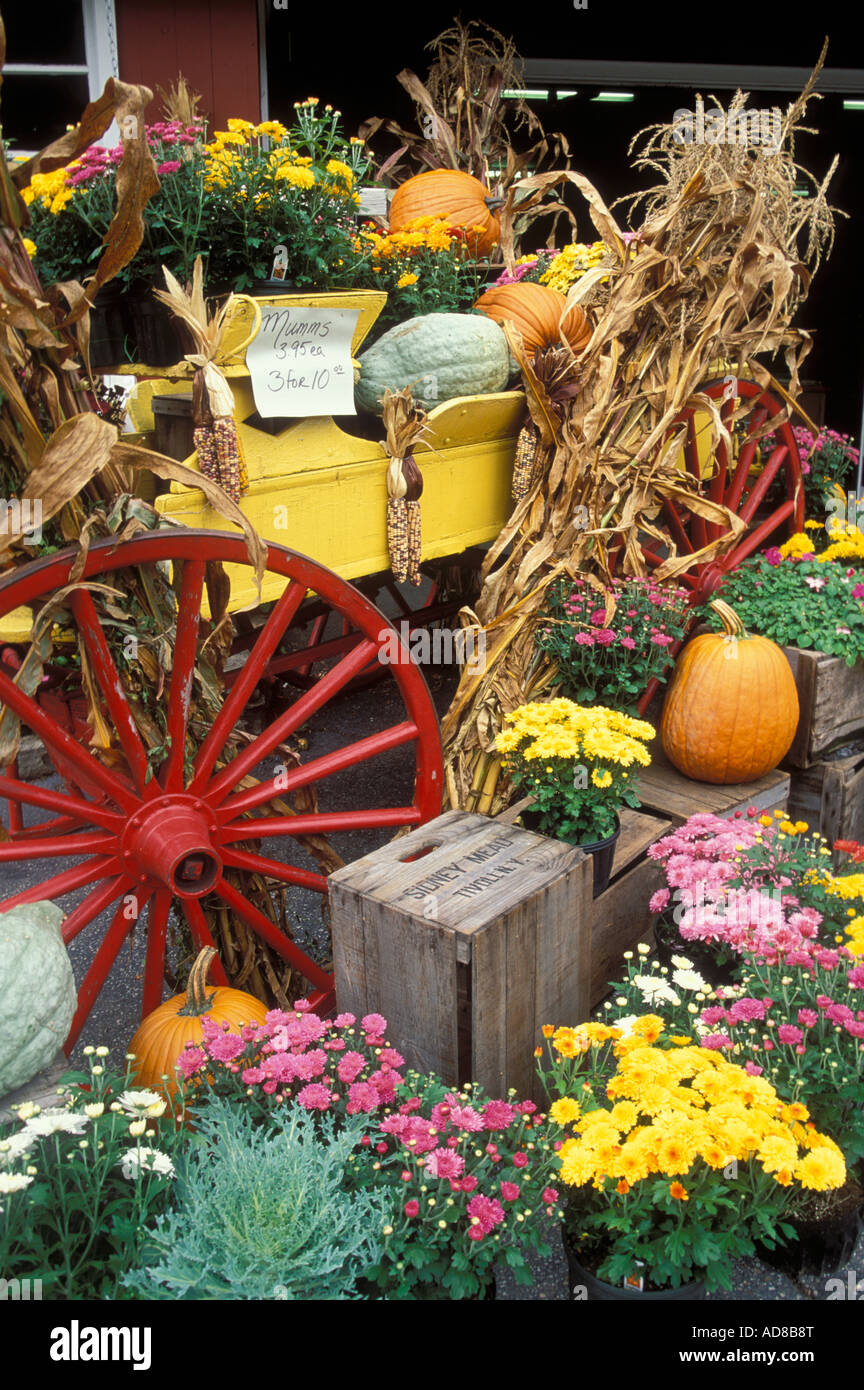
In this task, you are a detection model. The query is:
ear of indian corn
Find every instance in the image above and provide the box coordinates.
[387,497,409,583]
[512,421,539,500]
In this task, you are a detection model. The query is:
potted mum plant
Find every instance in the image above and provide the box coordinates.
[535,575,690,714]
[538,1016,847,1298]
[495,698,655,895]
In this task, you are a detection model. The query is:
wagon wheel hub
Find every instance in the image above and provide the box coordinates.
[121,795,222,898]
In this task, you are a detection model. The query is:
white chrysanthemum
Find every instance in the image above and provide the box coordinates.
[634,974,681,1007]
[117,1089,163,1113]
[672,968,707,992]
[22,1109,89,1138]
[119,1147,175,1181]
[0,1130,37,1165]
[0,1171,34,1195]
[670,955,695,970]
[612,1015,638,1038]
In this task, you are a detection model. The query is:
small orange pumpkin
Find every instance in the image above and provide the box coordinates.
[660,599,800,784]
[388,169,500,257]
[128,947,269,1095]
[474,282,592,356]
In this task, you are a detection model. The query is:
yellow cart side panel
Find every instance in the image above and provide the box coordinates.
[156,434,518,612]
[162,388,527,492]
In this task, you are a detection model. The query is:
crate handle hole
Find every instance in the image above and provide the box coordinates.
[397,840,443,862]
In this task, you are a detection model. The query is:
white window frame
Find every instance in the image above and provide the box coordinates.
[4,0,120,154]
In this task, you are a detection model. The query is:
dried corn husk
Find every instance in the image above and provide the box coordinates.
[381,389,428,586]
[442,68,839,813]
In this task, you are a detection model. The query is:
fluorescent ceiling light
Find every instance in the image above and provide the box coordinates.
[592,91,635,102]
[843,99,864,109]
[502,88,549,100]
[555,89,579,98]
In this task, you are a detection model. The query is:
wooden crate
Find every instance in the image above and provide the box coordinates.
[329,811,592,1102]
[783,647,864,769]
[634,741,790,823]
[589,808,673,1007]
[497,798,674,1011]
[787,743,864,846]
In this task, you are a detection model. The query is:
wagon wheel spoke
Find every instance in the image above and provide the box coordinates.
[718,499,796,569]
[684,416,708,550]
[0,830,117,861]
[661,498,696,556]
[61,874,134,944]
[193,578,306,785]
[0,773,124,831]
[162,558,206,793]
[0,667,137,813]
[0,857,123,915]
[69,589,153,796]
[219,721,420,819]
[738,445,789,524]
[66,893,151,1054]
[724,404,769,515]
[215,875,334,994]
[203,637,379,805]
[142,889,172,1017]
[220,847,328,894]
[219,806,424,843]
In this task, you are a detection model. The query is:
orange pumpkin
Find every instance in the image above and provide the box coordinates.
[128,947,269,1095]
[388,169,500,258]
[474,282,592,356]
[660,600,800,785]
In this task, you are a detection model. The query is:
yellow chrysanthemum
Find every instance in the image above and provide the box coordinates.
[549,1097,582,1126]
[795,1148,846,1192]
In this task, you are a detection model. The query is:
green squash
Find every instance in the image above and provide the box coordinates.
[355,312,510,415]
[0,903,76,1096]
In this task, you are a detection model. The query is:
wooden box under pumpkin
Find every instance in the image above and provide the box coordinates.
[787,743,864,849]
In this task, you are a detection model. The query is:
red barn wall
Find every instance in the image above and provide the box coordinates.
[115,0,261,129]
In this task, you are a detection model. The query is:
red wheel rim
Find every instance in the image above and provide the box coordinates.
[0,530,443,1048]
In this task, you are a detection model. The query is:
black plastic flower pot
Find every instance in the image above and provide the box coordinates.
[652,909,739,988]
[126,291,190,368]
[521,811,620,898]
[564,1230,706,1302]
[754,1179,864,1278]
[87,281,133,369]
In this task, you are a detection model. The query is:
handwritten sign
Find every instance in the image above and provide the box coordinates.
[247,305,360,417]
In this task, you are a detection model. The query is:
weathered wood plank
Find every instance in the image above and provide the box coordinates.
[637,743,789,823]
[783,647,864,768]
[590,856,668,1008]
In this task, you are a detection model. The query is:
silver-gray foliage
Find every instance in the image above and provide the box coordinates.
[122,1099,392,1300]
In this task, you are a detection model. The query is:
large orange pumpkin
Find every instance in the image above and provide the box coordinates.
[660,600,800,784]
[128,947,269,1095]
[474,282,592,356]
[388,169,500,257]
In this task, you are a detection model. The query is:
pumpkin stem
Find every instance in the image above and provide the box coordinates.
[177,946,218,1017]
[709,599,748,640]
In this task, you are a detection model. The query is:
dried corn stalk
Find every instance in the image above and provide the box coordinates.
[442,64,839,814]
[381,388,428,586]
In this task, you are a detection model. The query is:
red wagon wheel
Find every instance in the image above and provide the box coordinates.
[0,530,443,1050]
[643,378,805,607]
